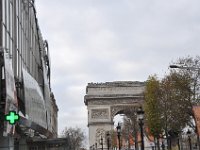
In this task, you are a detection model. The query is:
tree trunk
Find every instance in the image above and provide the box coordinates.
[177,137,180,150]
[197,134,200,150]
[157,138,160,150]
[169,138,172,150]
[165,131,171,150]
[134,126,139,150]
[194,123,200,150]
[154,137,157,150]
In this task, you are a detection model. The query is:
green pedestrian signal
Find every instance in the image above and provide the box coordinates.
[5,111,20,125]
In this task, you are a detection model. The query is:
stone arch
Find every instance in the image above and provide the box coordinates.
[84,81,145,149]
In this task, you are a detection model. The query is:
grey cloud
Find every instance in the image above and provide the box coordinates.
[36,0,200,135]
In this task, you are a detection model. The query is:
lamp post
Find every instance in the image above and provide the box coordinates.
[100,135,103,150]
[116,123,121,150]
[137,107,145,150]
[161,141,165,150]
[187,130,192,150]
[93,144,95,150]
[95,142,97,150]
[106,131,110,150]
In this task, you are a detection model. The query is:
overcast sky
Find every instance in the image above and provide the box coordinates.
[35,0,200,135]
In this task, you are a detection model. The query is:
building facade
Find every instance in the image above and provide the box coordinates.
[0,0,58,149]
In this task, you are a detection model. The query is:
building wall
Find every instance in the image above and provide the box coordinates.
[0,0,58,138]
[1,0,45,116]
[51,92,59,138]
[2,0,44,83]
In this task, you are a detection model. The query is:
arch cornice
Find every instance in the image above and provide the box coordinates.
[85,94,144,105]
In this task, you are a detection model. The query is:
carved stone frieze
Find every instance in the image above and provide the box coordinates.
[96,128,105,144]
[96,128,105,138]
[91,109,109,119]
[87,97,143,105]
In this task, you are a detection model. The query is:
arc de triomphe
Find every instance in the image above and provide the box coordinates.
[84,81,145,149]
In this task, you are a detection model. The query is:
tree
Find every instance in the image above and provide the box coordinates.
[61,127,86,150]
[173,56,200,104]
[121,117,137,150]
[144,56,199,150]
[160,71,191,149]
[110,129,118,149]
[144,75,163,150]
[122,107,139,150]
[144,73,192,150]
[171,55,200,150]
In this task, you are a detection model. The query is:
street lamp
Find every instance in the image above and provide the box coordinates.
[187,129,192,150]
[95,142,97,150]
[169,65,181,69]
[137,107,145,150]
[161,140,165,150]
[169,64,200,71]
[100,135,103,150]
[93,144,95,150]
[116,123,121,150]
[106,131,110,150]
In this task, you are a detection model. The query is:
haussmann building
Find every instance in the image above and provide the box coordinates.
[0,0,70,149]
